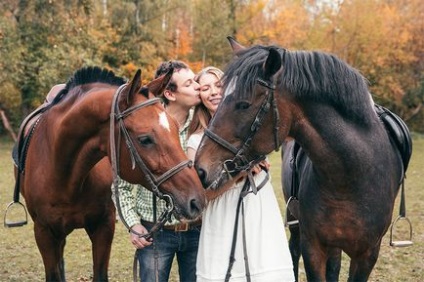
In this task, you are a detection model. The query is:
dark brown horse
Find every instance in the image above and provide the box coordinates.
[195,38,411,281]
[9,66,206,281]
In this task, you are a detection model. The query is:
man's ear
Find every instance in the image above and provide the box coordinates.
[163,89,176,102]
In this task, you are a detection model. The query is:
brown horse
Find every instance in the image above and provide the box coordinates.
[10,66,206,281]
[195,38,411,281]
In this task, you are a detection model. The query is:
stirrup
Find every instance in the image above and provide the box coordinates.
[284,197,299,227]
[4,201,28,228]
[389,216,413,247]
[285,217,299,227]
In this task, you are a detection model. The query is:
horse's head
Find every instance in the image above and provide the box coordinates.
[195,38,291,189]
[112,69,206,220]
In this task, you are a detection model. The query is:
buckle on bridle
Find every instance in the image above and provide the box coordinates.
[223,159,238,177]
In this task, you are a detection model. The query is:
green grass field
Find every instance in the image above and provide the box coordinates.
[0,136,423,281]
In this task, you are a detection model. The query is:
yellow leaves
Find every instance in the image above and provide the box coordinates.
[237,0,309,47]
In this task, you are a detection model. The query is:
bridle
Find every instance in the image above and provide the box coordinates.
[203,77,281,193]
[203,76,281,282]
[110,84,193,238]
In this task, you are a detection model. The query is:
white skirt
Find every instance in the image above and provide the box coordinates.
[196,171,295,282]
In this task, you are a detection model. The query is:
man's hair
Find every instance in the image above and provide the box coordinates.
[155,60,189,92]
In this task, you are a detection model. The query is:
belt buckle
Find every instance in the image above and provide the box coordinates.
[174,222,189,232]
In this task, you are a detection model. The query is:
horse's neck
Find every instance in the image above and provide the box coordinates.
[291,104,384,181]
[46,89,113,182]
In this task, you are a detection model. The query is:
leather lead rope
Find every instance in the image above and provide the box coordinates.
[225,172,269,282]
[132,252,138,282]
[132,196,160,282]
[241,201,251,282]
[225,180,248,282]
[153,195,159,282]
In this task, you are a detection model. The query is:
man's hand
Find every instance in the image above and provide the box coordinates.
[130,224,153,249]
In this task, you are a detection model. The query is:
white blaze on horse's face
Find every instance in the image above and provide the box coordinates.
[159,111,171,132]
[223,76,238,98]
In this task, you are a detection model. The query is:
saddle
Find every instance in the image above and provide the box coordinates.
[7,85,66,227]
[12,84,66,169]
[374,104,412,172]
[5,104,49,228]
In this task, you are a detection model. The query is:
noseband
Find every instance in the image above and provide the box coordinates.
[110,84,192,238]
[204,77,280,190]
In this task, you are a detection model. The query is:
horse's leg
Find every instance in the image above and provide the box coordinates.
[85,213,115,282]
[326,247,342,282]
[347,242,381,282]
[301,238,327,282]
[287,218,301,281]
[34,222,66,281]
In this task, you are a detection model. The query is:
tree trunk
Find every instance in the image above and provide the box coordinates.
[0,110,17,142]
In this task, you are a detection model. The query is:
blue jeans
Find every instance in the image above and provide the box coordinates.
[136,224,201,282]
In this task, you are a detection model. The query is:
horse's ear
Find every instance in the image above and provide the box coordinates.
[145,67,174,97]
[227,36,245,55]
[263,48,281,79]
[122,69,142,105]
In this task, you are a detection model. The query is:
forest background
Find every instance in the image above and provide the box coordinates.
[0,0,423,136]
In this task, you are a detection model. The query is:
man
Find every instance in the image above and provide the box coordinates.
[113,60,202,282]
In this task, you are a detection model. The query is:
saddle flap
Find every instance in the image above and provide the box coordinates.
[375,104,413,172]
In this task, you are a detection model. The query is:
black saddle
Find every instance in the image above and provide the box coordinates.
[374,104,412,172]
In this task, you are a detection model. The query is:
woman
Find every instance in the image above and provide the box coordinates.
[187,67,294,282]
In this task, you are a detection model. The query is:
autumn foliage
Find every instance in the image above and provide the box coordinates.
[0,0,423,133]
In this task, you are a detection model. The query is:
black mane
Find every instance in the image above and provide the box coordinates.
[223,45,375,123]
[51,66,126,105]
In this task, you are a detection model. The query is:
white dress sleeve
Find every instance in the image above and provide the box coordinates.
[187,132,203,151]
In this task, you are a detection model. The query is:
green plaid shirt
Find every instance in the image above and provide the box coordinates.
[112,109,193,228]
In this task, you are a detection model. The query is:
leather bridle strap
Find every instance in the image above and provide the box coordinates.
[204,128,238,155]
[225,171,269,282]
[203,77,280,183]
[109,84,191,239]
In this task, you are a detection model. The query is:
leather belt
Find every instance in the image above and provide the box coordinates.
[141,220,201,232]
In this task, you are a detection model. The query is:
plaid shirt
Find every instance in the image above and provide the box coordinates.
[112,109,193,228]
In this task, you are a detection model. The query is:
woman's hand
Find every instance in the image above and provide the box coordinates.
[251,160,270,175]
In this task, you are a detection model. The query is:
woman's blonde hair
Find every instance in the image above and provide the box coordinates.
[188,66,224,136]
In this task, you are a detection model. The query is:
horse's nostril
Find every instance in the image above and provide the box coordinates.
[190,198,203,216]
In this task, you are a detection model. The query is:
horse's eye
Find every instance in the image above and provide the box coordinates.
[138,135,154,147]
[235,101,251,110]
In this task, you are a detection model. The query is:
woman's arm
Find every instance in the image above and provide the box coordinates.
[187,147,196,162]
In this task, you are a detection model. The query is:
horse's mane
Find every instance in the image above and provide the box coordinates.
[223,45,375,123]
[51,66,126,105]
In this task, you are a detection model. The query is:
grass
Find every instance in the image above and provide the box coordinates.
[0,135,423,281]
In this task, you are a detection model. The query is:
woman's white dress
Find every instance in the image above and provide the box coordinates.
[188,133,295,282]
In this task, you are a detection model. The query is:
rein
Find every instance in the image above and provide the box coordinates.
[110,84,192,239]
[225,171,269,282]
[204,77,280,192]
